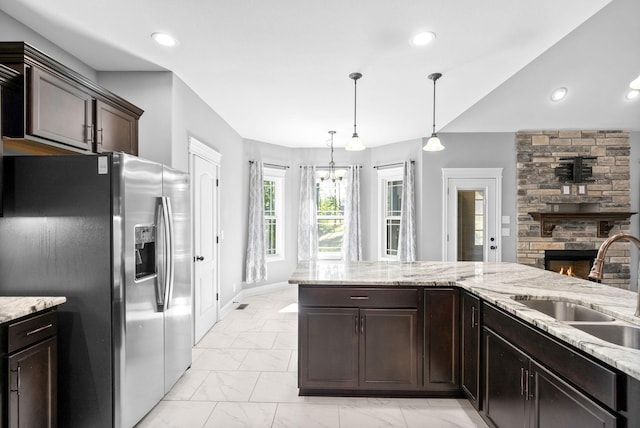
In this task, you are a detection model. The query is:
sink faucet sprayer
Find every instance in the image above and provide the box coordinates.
[588,232,640,317]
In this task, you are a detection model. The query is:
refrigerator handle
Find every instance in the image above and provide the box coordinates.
[155,201,167,309]
[161,196,175,311]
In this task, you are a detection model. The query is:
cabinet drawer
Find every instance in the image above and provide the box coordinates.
[7,310,57,353]
[299,286,418,308]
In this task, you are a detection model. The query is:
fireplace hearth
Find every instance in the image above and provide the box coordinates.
[544,250,598,280]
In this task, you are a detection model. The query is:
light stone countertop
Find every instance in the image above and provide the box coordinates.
[0,296,67,324]
[289,260,640,382]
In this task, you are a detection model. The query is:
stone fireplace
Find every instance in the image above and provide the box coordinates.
[517,130,632,289]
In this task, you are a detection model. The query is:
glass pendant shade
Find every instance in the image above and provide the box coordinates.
[423,134,445,151]
[345,133,365,151]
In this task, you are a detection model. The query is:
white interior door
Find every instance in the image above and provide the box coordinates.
[190,138,221,344]
[442,169,502,262]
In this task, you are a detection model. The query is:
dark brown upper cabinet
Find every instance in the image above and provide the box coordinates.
[94,99,138,155]
[0,42,143,156]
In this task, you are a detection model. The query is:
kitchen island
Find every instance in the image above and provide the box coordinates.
[289,261,640,428]
[0,296,66,427]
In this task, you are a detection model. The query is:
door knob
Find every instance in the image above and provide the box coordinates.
[195,256,204,261]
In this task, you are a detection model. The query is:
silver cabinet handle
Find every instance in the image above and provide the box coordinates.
[350,296,369,300]
[26,323,53,336]
[471,306,476,328]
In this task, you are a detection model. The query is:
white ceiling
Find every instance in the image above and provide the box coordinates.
[1,0,637,148]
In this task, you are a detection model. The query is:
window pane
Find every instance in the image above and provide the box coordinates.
[387,180,403,216]
[265,218,277,255]
[317,218,344,253]
[264,180,276,216]
[316,179,346,255]
[386,219,400,256]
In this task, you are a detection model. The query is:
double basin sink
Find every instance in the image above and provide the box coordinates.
[514,298,640,350]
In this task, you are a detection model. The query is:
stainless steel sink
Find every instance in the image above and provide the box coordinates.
[570,323,640,350]
[515,299,615,322]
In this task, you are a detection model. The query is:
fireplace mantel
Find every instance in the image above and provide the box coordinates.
[528,212,636,238]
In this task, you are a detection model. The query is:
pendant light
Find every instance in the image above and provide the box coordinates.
[423,72,445,152]
[322,131,344,182]
[346,72,365,151]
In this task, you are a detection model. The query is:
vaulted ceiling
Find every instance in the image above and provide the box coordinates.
[1,0,638,148]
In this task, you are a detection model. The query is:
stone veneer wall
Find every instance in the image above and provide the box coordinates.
[517,130,631,289]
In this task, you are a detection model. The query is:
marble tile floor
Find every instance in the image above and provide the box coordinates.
[136,286,488,428]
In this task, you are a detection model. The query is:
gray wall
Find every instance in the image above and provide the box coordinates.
[420,133,517,262]
[0,10,96,80]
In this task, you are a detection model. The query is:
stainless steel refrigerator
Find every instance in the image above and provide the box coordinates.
[0,153,192,428]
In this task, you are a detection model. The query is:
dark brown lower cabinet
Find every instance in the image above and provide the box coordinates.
[298,305,419,392]
[2,309,58,428]
[461,291,481,408]
[424,289,459,392]
[299,307,359,390]
[8,336,57,428]
[298,286,421,394]
[484,322,617,428]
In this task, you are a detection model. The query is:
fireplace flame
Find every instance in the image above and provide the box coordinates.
[558,266,575,277]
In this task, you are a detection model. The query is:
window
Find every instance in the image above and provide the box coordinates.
[316,175,346,259]
[377,167,403,260]
[264,167,285,260]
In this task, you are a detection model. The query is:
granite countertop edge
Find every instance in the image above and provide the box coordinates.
[0,296,67,324]
[289,260,640,382]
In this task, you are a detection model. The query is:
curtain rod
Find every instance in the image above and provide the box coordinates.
[249,161,290,169]
[299,165,362,169]
[373,160,414,170]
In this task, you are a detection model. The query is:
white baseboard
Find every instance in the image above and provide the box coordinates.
[219,281,292,320]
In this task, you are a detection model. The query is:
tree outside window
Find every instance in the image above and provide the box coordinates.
[316,177,346,258]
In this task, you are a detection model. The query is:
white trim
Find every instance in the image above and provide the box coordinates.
[441,168,503,262]
[264,166,286,261]
[377,166,403,260]
[188,136,222,344]
[189,136,221,164]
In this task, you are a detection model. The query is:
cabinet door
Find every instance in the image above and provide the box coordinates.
[531,361,617,428]
[484,328,528,428]
[424,289,459,390]
[8,336,57,428]
[95,99,138,155]
[461,292,481,408]
[360,308,419,389]
[299,307,359,390]
[28,66,92,151]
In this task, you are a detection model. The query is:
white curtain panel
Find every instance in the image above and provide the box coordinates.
[245,161,267,283]
[398,160,417,262]
[297,166,318,261]
[342,165,362,261]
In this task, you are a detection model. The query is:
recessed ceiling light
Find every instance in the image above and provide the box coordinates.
[550,87,568,102]
[630,75,640,90]
[626,89,639,100]
[151,32,177,47]
[412,31,436,46]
